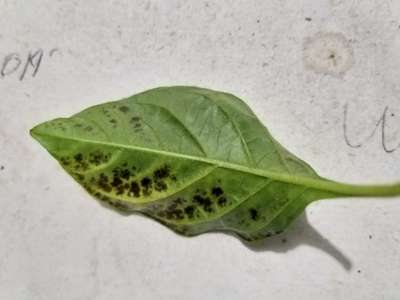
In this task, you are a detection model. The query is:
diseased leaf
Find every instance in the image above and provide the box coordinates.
[30,86,400,241]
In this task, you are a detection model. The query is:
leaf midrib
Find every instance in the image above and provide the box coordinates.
[33,131,359,196]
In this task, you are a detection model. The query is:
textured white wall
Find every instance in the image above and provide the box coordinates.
[1,1,399,299]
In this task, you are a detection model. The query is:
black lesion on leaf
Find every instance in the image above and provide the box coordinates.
[97,173,112,193]
[111,176,126,195]
[112,165,131,180]
[173,198,184,205]
[141,177,153,196]
[109,119,117,128]
[54,122,67,131]
[195,189,207,196]
[120,169,131,180]
[60,157,71,166]
[76,174,85,181]
[152,165,174,192]
[96,192,111,203]
[157,210,166,218]
[164,199,185,220]
[92,164,175,199]
[72,153,89,171]
[130,116,141,123]
[111,176,123,187]
[193,194,213,213]
[107,200,129,210]
[153,165,170,179]
[122,183,130,194]
[130,116,142,132]
[249,208,259,221]
[129,181,141,197]
[119,106,130,113]
[165,209,184,220]
[102,109,111,117]
[84,184,94,194]
[105,165,136,195]
[211,186,224,197]
[155,198,194,221]
[84,126,93,132]
[154,181,168,191]
[217,197,227,207]
[88,151,110,166]
[184,205,195,219]
[94,191,129,210]
[74,153,83,162]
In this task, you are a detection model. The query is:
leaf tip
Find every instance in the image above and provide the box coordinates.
[29,121,59,154]
[29,125,40,139]
[30,122,48,141]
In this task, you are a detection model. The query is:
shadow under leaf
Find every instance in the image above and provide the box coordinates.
[242,213,352,271]
[101,199,352,271]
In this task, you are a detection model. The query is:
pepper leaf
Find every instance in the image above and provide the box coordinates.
[31,86,400,241]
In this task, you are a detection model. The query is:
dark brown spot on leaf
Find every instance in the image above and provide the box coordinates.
[249,208,259,221]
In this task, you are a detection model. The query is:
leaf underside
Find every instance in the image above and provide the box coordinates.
[30,86,383,242]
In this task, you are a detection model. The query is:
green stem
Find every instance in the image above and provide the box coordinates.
[305,179,400,197]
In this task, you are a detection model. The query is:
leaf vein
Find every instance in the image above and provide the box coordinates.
[137,102,207,156]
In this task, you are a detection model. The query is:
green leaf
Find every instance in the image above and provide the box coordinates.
[30,86,400,241]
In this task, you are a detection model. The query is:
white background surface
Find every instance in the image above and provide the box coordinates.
[1,1,400,299]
